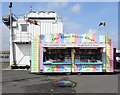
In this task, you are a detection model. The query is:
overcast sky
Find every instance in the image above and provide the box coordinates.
[1,2,118,51]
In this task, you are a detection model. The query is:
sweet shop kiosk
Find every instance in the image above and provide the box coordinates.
[31,33,113,74]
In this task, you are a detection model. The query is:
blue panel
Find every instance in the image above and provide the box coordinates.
[96,35,99,42]
[96,65,100,72]
[60,34,64,42]
[42,35,45,42]
[60,65,64,71]
[78,34,82,42]
[43,62,52,65]
[78,65,82,72]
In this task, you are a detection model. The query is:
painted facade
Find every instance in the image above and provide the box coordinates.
[31,33,113,73]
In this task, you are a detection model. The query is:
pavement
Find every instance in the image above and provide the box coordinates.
[2,70,75,93]
[1,62,10,70]
[1,62,120,94]
[2,70,120,94]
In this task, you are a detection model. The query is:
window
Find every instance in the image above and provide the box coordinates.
[43,47,71,63]
[116,53,120,57]
[74,48,102,62]
[21,24,28,32]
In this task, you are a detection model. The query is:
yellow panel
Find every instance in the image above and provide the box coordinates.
[52,65,56,72]
[89,33,92,42]
[71,34,75,42]
[71,48,74,72]
[31,67,39,72]
[106,68,110,72]
[52,34,57,42]
[106,64,110,68]
[34,63,38,67]
[31,35,39,72]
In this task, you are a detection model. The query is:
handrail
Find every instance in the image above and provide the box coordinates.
[12,33,35,42]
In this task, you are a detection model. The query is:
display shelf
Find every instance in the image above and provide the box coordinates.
[43,62,72,65]
[74,62,102,64]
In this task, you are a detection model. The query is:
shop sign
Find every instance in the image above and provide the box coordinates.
[42,43,73,47]
[42,42,105,47]
[76,43,105,47]
[52,35,95,42]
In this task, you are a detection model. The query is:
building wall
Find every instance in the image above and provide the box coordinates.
[14,43,31,66]
[13,19,63,41]
[10,12,63,66]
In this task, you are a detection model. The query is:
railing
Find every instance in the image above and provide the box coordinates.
[13,33,34,42]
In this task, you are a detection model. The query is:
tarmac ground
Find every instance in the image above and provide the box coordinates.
[1,62,120,94]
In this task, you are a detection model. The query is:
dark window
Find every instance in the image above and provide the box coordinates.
[116,53,120,57]
[21,24,28,32]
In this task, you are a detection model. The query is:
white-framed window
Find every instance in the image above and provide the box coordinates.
[21,24,28,32]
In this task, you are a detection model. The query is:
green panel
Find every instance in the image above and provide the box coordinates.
[31,40,34,68]
[102,52,106,68]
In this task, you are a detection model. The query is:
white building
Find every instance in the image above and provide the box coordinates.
[3,11,63,67]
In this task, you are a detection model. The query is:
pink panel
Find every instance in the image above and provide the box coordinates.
[56,65,60,71]
[110,68,113,72]
[93,65,96,72]
[75,34,78,43]
[92,34,96,42]
[39,44,42,71]
[74,65,78,71]
[57,34,60,43]
[110,43,113,72]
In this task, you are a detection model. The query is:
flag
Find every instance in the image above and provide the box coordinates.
[26,19,38,25]
[99,21,106,26]
[26,19,30,23]
[26,19,32,23]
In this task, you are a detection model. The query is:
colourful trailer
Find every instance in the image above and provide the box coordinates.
[31,33,113,74]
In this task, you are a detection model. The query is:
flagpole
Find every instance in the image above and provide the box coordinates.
[99,21,108,36]
[104,23,106,36]
[99,21,105,35]
[104,20,108,36]
[9,2,15,66]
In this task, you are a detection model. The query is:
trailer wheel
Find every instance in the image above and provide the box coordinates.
[26,65,30,70]
[66,72,71,75]
[77,72,82,75]
[38,72,42,75]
